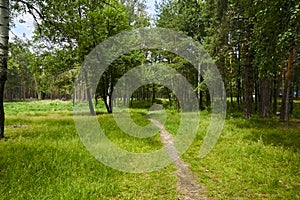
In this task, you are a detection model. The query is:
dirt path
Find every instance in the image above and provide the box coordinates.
[149,118,210,200]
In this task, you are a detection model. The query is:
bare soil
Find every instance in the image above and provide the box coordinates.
[149,118,211,200]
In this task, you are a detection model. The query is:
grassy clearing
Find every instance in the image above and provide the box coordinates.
[1,100,300,199]
[1,100,177,199]
[182,114,300,199]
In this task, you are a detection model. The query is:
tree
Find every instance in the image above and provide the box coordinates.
[155,0,207,108]
[278,0,300,121]
[32,0,150,114]
[6,38,35,100]
[0,0,9,138]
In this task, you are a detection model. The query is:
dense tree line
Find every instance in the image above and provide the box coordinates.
[1,0,300,138]
[6,0,149,109]
[156,0,300,120]
[0,0,150,137]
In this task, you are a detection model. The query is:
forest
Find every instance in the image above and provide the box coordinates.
[0,0,299,199]
[4,0,300,120]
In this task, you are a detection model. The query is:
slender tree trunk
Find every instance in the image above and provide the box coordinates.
[205,90,211,108]
[260,79,271,118]
[106,69,114,113]
[0,0,9,139]
[237,43,241,105]
[255,80,259,113]
[273,73,278,115]
[229,52,233,104]
[297,84,300,100]
[280,48,294,121]
[0,81,5,138]
[199,90,204,110]
[151,83,155,104]
[20,66,26,100]
[198,63,204,110]
[243,49,254,118]
[84,70,95,116]
[243,16,254,118]
[254,68,259,113]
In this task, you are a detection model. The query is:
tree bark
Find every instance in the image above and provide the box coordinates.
[297,84,300,100]
[272,73,278,115]
[243,50,254,118]
[237,43,242,105]
[280,48,294,121]
[84,70,96,116]
[260,79,271,118]
[229,52,233,104]
[0,0,9,139]
[151,83,155,104]
[198,63,204,110]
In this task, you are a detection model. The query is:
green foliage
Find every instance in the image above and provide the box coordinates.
[155,0,300,118]
[156,0,205,41]
[8,0,151,106]
[6,38,35,100]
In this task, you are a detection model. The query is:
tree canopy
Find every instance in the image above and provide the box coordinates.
[3,0,300,120]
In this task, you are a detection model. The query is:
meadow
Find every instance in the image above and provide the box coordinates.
[0,100,299,199]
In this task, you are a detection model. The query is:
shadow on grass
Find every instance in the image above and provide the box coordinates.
[243,119,300,152]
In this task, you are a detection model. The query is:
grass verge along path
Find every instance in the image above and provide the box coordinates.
[149,116,207,200]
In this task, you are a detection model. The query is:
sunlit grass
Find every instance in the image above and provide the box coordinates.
[1,100,177,199]
[1,100,300,199]
[182,114,300,199]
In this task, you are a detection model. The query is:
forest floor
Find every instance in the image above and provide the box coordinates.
[0,100,299,199]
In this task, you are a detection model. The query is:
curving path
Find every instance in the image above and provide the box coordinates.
[148,116,210,200]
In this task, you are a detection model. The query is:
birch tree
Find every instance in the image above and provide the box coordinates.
[0,0,9,138]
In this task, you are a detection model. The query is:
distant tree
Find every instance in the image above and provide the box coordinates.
[5,38,36,101]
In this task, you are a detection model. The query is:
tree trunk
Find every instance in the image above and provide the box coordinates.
[280,48,294,121]
[229,52,233,104]
[272,73,278,115]
[260,79,271,118]
[297,84,300,100]
[254,69,259,113]
[84,70,95,116]
[199,90,204,110]
[105,69,114,114]
[243,15,255,118]
[198,62,204,110]
[205,89,211,108]
[151,83,155,104]
[0,0,9,139]
[103,96,112,113]
[0,81,5,138]
[243,50,254,118]
[237,43,242,105]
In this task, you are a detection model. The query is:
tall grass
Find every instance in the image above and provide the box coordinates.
[1,100,177,199]
[1,100,299,199]
[183,115,300,199]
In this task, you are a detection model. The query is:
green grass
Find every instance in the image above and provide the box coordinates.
[1,100,177,199]
[4,100,73,115]
[182,115,300,199]
[1,100,300,199]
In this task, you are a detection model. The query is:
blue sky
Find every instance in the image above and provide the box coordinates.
[10,0,161,41]
[146,0,159,16]
[10,13,35,40]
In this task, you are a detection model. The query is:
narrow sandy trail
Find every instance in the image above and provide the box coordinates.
[149,118,209,200]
